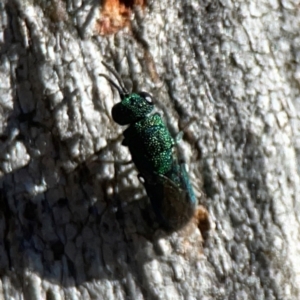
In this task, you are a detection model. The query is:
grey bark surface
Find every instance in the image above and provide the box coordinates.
[0,0,299,299]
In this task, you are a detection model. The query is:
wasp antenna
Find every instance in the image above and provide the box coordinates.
[101,61,129,94]
[99,73,125,96]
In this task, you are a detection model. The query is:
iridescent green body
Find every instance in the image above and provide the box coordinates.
[123,112,174,175]
[100,62,196,230]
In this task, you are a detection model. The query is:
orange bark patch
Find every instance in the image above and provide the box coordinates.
[97,0,146,35]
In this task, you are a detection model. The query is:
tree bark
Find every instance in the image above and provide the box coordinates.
[0,0,299,299]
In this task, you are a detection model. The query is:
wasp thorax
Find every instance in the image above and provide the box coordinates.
[112,92,154,125]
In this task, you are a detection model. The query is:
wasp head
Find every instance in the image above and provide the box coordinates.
[100,62,154,125]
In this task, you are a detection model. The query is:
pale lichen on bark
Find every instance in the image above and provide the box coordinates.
[0,0,299,299]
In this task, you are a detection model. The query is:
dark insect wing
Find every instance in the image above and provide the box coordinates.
[142,162,197,230]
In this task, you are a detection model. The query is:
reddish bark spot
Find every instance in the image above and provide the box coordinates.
[96,0,146,35]
[194,206,210,238]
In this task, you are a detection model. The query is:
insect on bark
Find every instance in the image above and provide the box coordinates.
[99,61,197,230]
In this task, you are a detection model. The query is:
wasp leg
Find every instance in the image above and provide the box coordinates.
[174,131,184,144]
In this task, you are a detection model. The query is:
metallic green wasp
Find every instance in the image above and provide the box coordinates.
[100,62,196,230]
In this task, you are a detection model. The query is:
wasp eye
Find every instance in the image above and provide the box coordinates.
[138,92,154,105]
